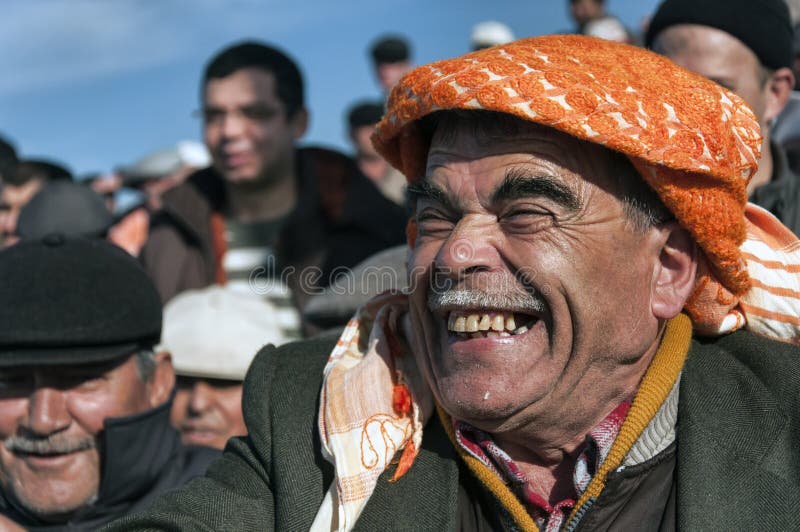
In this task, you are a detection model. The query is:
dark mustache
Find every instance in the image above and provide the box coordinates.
[427,289,547,314]
[5,434,96,455]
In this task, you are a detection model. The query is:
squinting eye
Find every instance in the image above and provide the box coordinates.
[416,212,455,236]
[241,106,277,121]
[501,209,553,231]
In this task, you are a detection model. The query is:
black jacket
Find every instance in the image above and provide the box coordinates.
[750,141,800,236]
[0,398,219,531]
[105,330,800,531]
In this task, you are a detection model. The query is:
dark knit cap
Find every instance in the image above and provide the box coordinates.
[17,181,113,240]
[0,235,162,367]
[347,100,385,129]
[370,35,411,63]
[645,0,793,70]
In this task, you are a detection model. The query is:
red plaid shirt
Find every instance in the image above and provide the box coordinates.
[453,401,631,531]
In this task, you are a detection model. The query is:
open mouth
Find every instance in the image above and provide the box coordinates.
[446,310,539,339]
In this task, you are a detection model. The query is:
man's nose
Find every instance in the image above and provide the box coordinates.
[221,111,246,139]
[188,381,214,414]
[434,218,499,280]
[26,387,71,436]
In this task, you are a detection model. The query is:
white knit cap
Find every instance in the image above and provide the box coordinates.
[161,285,286,380]
[470,21,515,49]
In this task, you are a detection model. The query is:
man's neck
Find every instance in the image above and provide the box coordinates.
[225,166,297,224]
[489,326,665,506]
[747,136,774,195]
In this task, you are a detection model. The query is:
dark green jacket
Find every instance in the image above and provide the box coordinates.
[106,331,800,531]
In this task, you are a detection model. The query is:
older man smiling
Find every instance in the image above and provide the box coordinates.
[0,237,218,530]
[109,36,800,531]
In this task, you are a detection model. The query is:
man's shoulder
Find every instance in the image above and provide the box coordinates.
[677,330,800,529]
[686,330,800,404]
[241,333,340,423]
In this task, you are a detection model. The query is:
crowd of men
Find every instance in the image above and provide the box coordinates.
[1,0,800,530]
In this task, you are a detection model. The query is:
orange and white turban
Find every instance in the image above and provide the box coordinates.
[373,35,800,341]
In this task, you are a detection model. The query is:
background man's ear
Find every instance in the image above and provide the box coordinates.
[290,108,309,140]
[763,67,794,125]
[147,350,175,408]
[651,222,698,319]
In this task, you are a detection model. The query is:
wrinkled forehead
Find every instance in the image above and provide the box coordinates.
[424,111,623,185]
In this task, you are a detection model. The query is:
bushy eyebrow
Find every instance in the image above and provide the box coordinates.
[491,168,581,211]
[407,180,459,212]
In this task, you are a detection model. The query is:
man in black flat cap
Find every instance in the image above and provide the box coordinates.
[647,0,800,235]
[0,236,219,531]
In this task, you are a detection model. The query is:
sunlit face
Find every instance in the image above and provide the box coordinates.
[203,68,306,185]
[652,25,770,126]
[406,120,664,434]
[0,179,43,246]
[170,376,245,450]
[351,124,389,184]
[0,355,154,522]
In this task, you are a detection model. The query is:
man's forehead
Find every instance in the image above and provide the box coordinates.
[203,67,279,104]
[425,116,612,183]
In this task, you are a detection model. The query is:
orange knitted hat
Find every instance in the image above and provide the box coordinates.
[373,34,762,299]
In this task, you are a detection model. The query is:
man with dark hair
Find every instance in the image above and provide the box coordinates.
[346,100,405,204]
[0,236,218,530]
[647,0,800,235]
[0,156,73,246]
[108,36,800,531]
[141,40,406,337]
[370,35,413,95]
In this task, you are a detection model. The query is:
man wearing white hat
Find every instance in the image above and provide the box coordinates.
[161,285,285,450]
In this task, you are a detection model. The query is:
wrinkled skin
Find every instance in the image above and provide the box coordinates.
[0,353,173,522]
[405,118,696,499]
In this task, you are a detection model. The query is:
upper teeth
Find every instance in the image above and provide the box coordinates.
[447,312,532,334]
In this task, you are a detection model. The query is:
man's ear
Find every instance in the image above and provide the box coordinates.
[651,222,697,319]
[290,107,309,140]
[147,350,175,408]
[763,67,794,125]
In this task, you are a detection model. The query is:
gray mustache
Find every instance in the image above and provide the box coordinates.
[5,434,96,455]
[428,289,547,314]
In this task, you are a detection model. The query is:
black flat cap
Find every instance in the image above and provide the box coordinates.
[646,0,793,70]
[0,236,162,367]
[17,181,113,240]
[370,35,411,63]
[347,100,385,129]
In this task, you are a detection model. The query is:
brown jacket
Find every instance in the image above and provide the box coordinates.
[140,147,407,305]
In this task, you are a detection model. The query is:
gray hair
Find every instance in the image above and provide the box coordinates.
[134,348,157,381]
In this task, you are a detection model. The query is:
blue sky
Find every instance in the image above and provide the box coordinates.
[1,0,661,176]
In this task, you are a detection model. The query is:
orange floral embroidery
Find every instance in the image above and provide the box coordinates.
[455,70,491,88]
[373,35,763,297]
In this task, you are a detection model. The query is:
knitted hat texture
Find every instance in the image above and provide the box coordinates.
[373,35,762,297]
